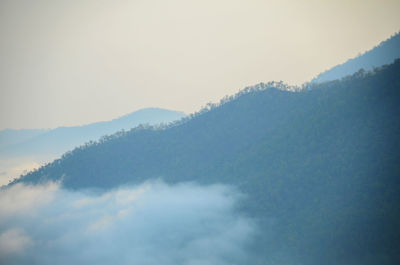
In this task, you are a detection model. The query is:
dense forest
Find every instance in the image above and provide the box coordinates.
[11,60,400,264]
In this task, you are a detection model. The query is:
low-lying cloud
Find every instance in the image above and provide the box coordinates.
[0,181,255,265]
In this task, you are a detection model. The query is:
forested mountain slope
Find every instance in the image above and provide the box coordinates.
[14,60,400,265]
[0,108,184,185]
[312,32,400,83]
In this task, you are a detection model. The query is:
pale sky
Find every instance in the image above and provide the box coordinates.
[0,0,399,130]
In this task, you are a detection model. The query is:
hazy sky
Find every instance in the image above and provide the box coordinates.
[0,0,399,129]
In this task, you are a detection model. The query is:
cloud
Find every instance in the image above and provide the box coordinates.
[0,228,33,255]
[0,181,255,265]
[0,181,58,217]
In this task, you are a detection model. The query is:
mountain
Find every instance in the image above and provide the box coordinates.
[14,60,400,264]
[0,108,185,158]
[0,108,185,185]
[311,32,400,83]
[0,129,49,150]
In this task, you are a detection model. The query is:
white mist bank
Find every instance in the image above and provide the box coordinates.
[0,158,43,185]
[0,181,255,265]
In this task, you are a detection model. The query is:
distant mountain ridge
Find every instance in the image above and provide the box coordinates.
[0,108,185,185]
[311,32,400,83]
[0,129,49,150]
[0,108,185,158]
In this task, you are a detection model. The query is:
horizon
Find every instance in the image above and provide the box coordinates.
[1,0,400,130]
[1,32,398,131]
[0,107,187,131]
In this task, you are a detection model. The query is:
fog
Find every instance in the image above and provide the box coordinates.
[0,158,43,185]
[0,181,255,265]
